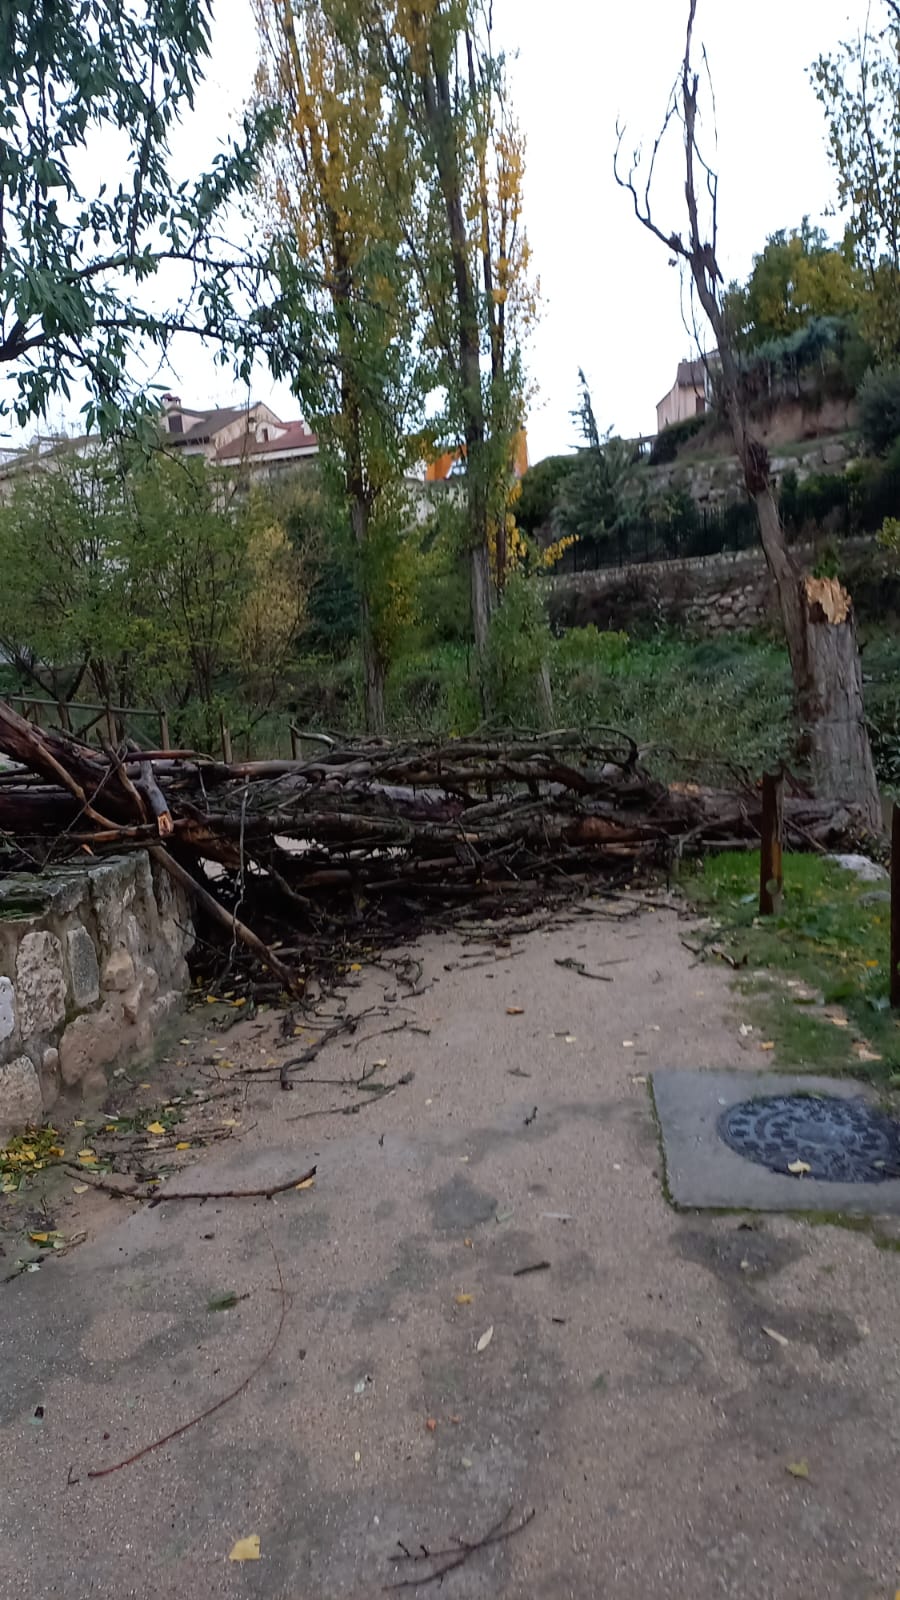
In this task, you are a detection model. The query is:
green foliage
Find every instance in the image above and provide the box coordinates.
[553,626,630,672]
[724,221,861,351]
[857,364,900,454]
[0,445,314,746]
[689,852,898,1079]
[485,575,553,724]
[649,413,712,465]
[778,467,850,532]
[1,0,278,428]
[813,9,900,357]
[516,455,578,536]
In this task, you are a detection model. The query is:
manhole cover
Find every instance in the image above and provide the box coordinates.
[718,1094,900,1184]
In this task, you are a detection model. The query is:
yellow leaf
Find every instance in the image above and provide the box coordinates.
[786,1460,809,1479]
[506,1006,524,1015]
[146,1122,166,1136]
[48,1145,65,1158]
[175,1142,191,1151]
[72,1183,89,1195]
[77,1149,97,1163]
[865,960,879,968]
[787,1160,811,1176]
[349,963,362,972]
[231,997,246,1007]
[228,1535,260,1562]
[295,1176,315,1190]
[206,995,218,1004]
[758,1041,775,1052]
[29,1232,50,1244]
[455,1293,473,1306]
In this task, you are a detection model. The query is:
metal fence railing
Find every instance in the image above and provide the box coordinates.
[542,464,900,577]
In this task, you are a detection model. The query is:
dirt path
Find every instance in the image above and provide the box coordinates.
[1,902,898,1599]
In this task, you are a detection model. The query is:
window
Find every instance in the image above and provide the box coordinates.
[168,414,183,434]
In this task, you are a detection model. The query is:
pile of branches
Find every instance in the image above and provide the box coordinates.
[0,701,863,984]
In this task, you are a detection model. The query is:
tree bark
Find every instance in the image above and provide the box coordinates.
[349,496,386,735]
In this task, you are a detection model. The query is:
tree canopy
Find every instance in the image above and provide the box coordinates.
[724,221,860,351]
[1,0,279,430]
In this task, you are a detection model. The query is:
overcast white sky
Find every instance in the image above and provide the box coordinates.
[75,0,864,461]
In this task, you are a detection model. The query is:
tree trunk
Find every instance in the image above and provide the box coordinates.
[359,592,386,735]
[349,495,386,735]
[800,575,882,832]
[469,536,492,664]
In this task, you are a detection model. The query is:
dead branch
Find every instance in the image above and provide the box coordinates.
[85,1232,288,1479]
[387,1507,535,1590]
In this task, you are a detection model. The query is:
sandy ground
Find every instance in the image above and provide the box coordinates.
[1,899,899,1600]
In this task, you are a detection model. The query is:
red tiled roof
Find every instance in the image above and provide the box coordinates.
[216,421,318,461]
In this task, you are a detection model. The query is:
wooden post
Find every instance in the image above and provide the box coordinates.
[159,710,170,751]
[759,771,784,916]
[220,715,233,764]
[883,806,890,1004]
[290,724,301,761]
[105,705,117,748]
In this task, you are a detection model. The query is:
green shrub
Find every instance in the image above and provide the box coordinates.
[485,575,553,724]
[554,625,630,671]
[649,411,714,465]
[857,364,900,455]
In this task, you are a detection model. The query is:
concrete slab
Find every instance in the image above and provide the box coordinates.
[652,1068,900,1214]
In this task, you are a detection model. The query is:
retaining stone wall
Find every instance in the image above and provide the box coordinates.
[0,853,193,1133]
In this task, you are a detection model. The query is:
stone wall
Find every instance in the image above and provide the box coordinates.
[0,853,194,1133]
[544,536,879,636]
[641,433,858,512]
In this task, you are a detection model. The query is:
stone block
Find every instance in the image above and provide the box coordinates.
[146,990,182,1037]
[122,984,144,1026]
[0,977,16,1045]
[0,1055,43,1133]
[102,949,135,993]
[59,999,124,1087]
[66,924,100,1009]
[16,931,66,1036]
[40,1046,60,1111]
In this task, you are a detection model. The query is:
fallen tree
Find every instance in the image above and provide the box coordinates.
[0,701,871,983]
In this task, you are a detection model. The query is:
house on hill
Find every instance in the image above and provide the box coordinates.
[656,359,711,432]
[160,396,318,479]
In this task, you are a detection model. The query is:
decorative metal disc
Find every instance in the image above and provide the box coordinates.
[718,1094,900,1184]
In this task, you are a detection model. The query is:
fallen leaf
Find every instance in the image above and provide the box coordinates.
[231,997,246,1007]
[72,1182,88,1195]
[506,1006,524,1015]
[762,1325,790,1347]
[463,1237,473,1248]
[787,1159,811,1176]
[564,1035,576,1044]
[205,995,218,1005]
[146,1122,166,1136]
[455,1293,473,1306]
[175,1141,191,1151]
[179,1038,191,1045]
[622,1040,634,1048]
[354,1450,361,1464]
[786,1460,809,1480]
[759,1041,775,1052]
[28,1231,50,1244]
[425,1418,437,1432]
[461,1456,473,1468]
[475,1325,494,1352]
[295,1176,315,1191]
[228,1535,260,1562]
[739,1023,754,1037]
[853,1042,882,1063]
[208,1291,240,1313]
[77,1150,98,1166]
[349,963,362,972]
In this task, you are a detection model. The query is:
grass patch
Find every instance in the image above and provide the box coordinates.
[687,850,898,1082]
